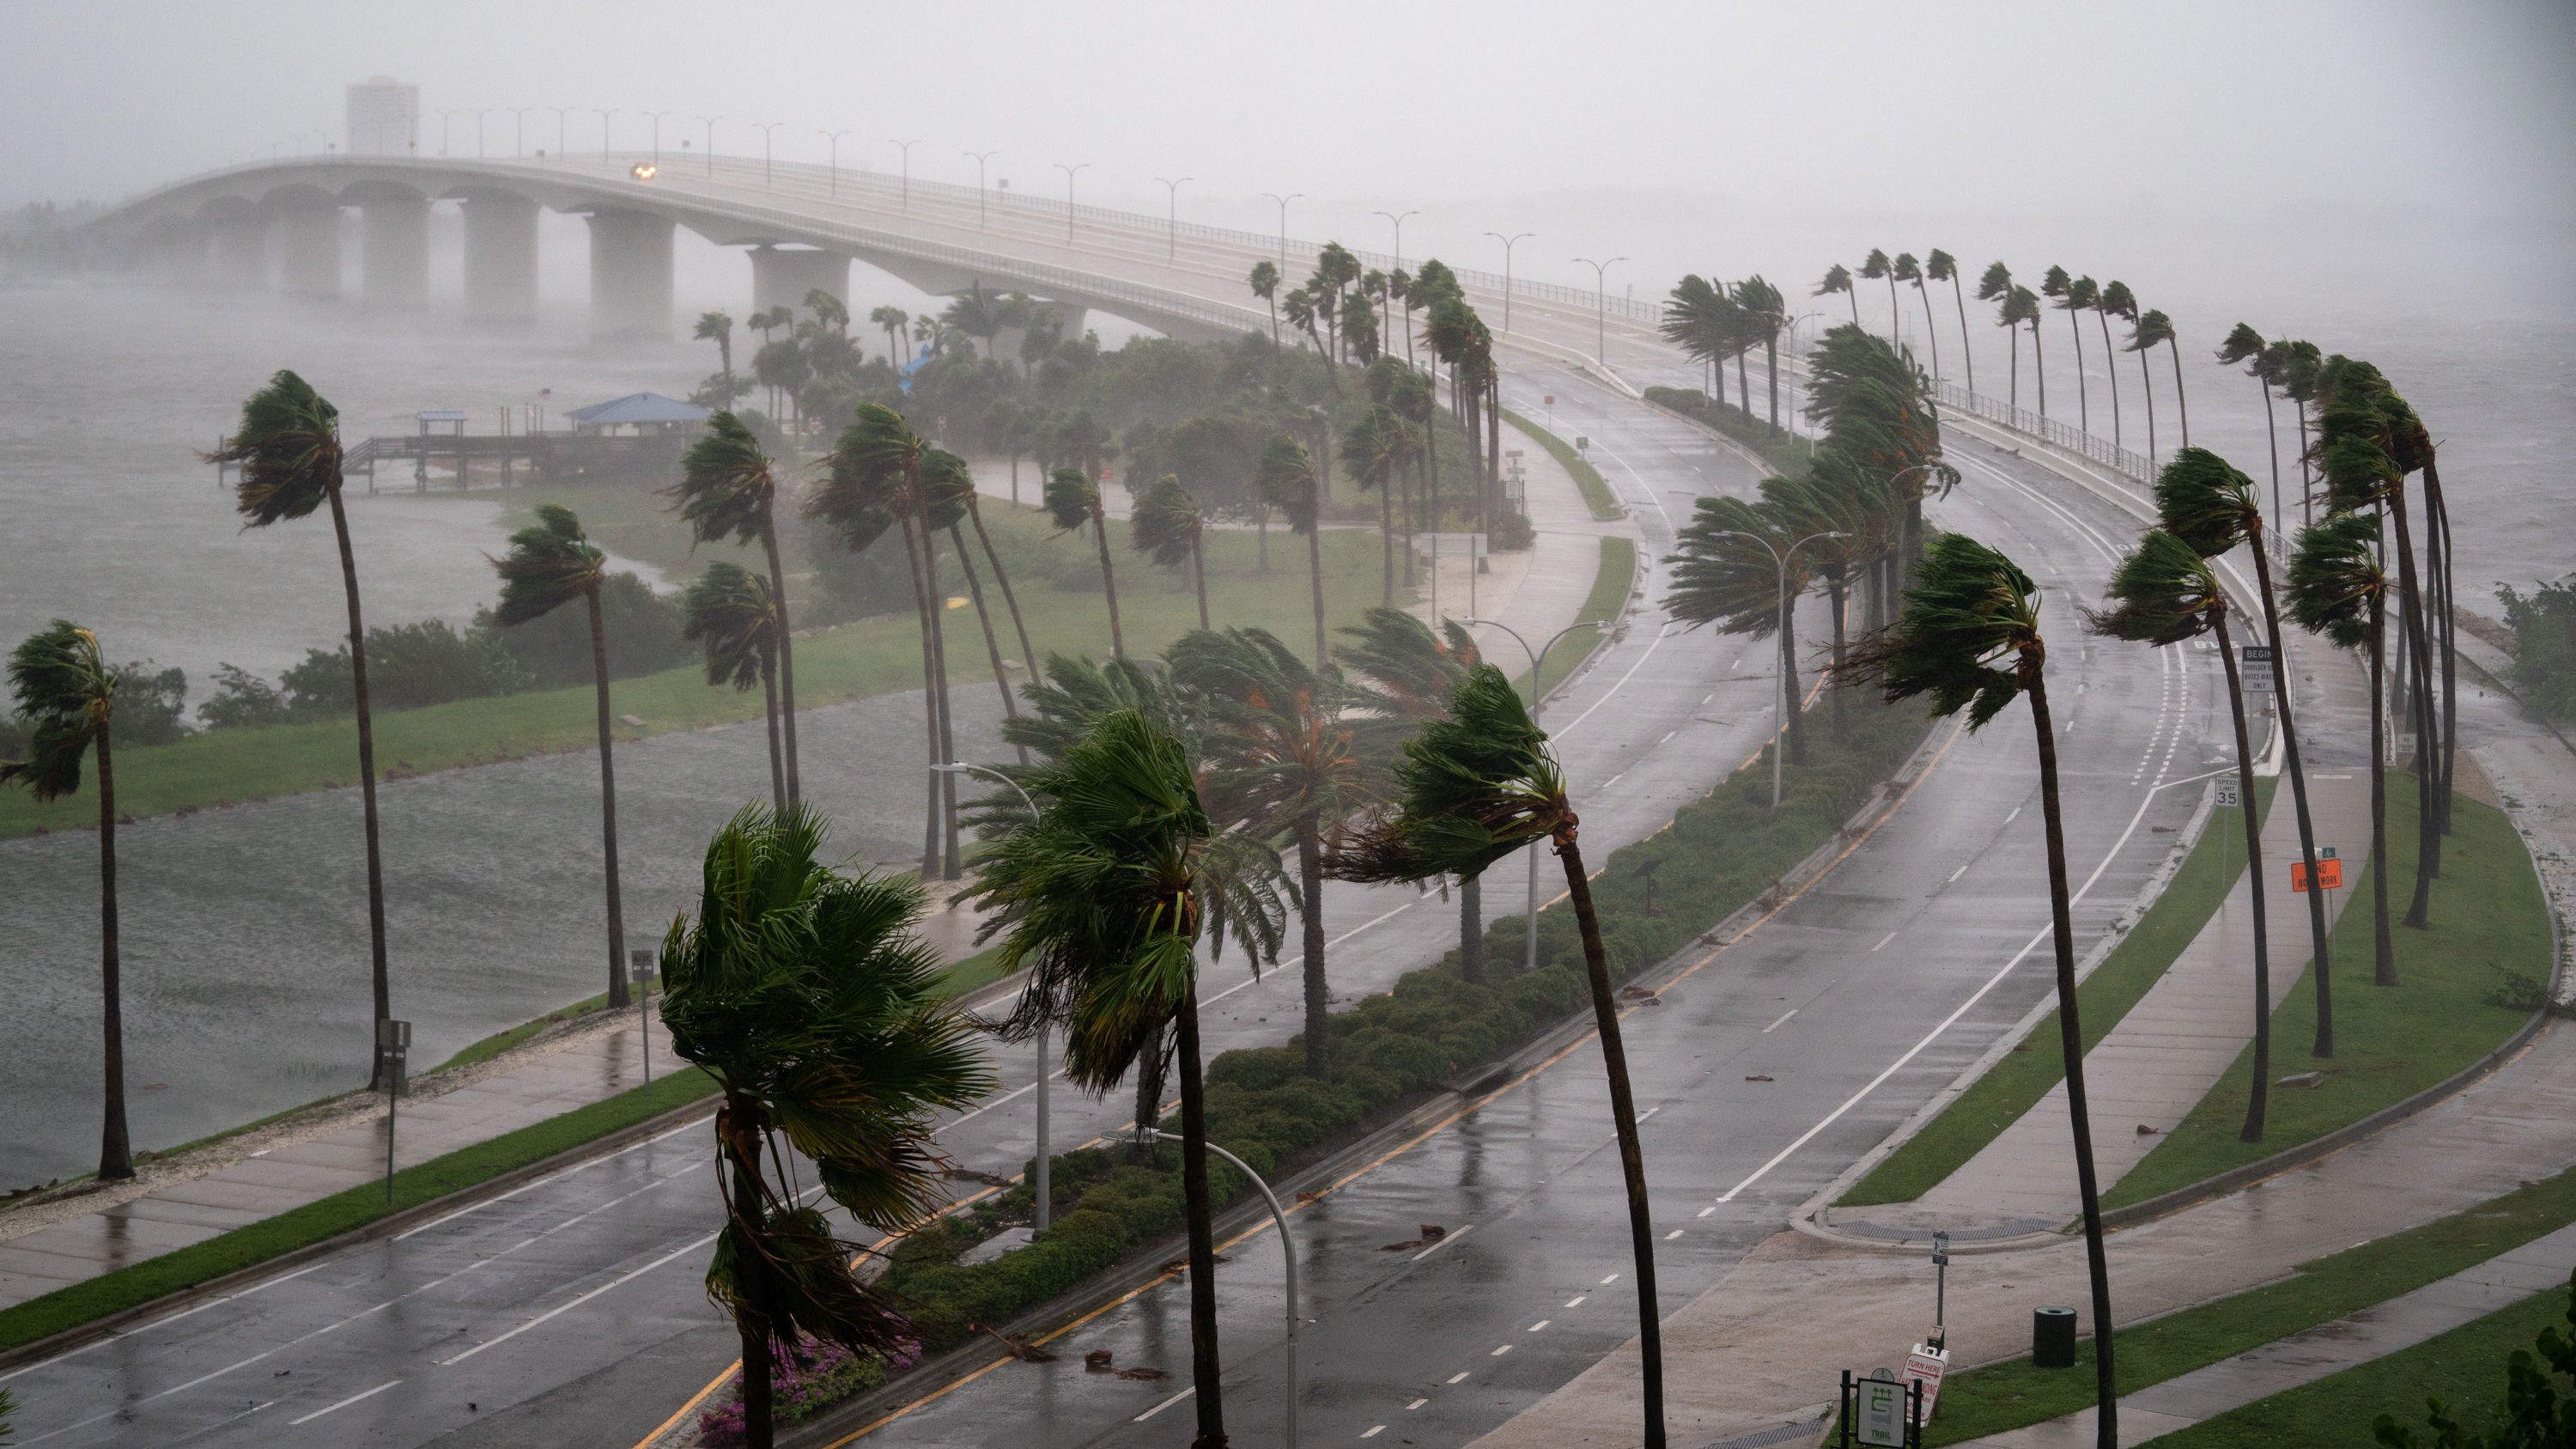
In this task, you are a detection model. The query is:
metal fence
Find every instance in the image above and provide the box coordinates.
[1932,380,2156,490]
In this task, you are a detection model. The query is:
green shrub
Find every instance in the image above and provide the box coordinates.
[1644,386,1813,478]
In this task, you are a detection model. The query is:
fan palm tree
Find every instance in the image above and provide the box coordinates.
[2217,325,2285,532]
[3,621,135,1180]
[973,709,1287,1449]
[1860,248,1898,339]
[924,449,1026,752]
[208,371,393,1078]
[1333,606,1488,974]
[2125,309,2181,463]
[1927,249,1971,392]
[1762,466,1887,742]
[2059,275,2099,435]
[1390,365,1438,578]
[2288,512,2394,1001]
[660,803,993,1449]
[2088,529,2277,1140]
[673,412,803,805]
[1334,664,1669,1449]
[1249,259,1282,348]
[1850,533,2119,1449]
[1893,253,1937,381]
[695,310,736,398]
[2281,341,2324,525]
[1661,274,1744,405]
[1133,473,1211,630]
[491,504,635,1008]
[1814,261,1857,327]
[803,288,849,339]
[1343,404,1407,606]
[1977,262,2015,403]
[2094,282,2136,452]
[1044,466,1127,659]
[684,562,787,815]
[869,305,909,366]
[1667,496,1813,765]
[2011,285,2047,417]
[2155,447,2340,1054]
[1735,276,1789,432]
[1255,433,1330,669]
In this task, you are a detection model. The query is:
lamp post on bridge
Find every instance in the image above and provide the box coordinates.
[1374,209,1419,272]
[475,108,496,159]
[1263,192,1302,268]
[642,111,671,167]
[548,107,574,164]
[429,112,455,156]
[1573,256,1626,369]
[1704,529,1847,807]
[507,107,532,159]
[1461,617,1614,975]
[693,115,721,177]
[964,150,999,228]
[890,137,924,213]
[1053,162,1088,246]
[593,108,618,162]
[817,130,850,199]
[750,123,782,188]
[1486,232,1534,335]
[1155,176,1192,259]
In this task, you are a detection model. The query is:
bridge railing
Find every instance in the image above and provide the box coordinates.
[1930,379,2157,495]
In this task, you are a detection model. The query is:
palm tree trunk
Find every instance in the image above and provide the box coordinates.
[1952,279,1976,393]
[2068,311,2089,435]
[2009,330,2020,412]
[2167,338,2190,448]
[1828,576,1849,745]
[2429,467,2458,835]
[1174,989,1228,1446]
[759,648,786,816]
[758,514,801,807]
[1777,598,1806,767]
[1735,345,1752,420]
[1459,870,1484,985]
[1190,530,1211,631]
[1845,288,1858,327]
[2097,312,2123,450]
[965,501,1037,694]
[324,485,393,1087]
[1554,832,1664,1449]
[1298,819,1329,1078]
[1885,276,1900,342]
[2388,493,2437,929]
[2139,351,2158,469]
[2247,542,2336,1055]
[2296,406,2312,528]
[587,589,631,1009]
[726,1122,777,1449]
[2256,380,2282,538]
[899,513,942,880]
[2215,615,2272,1142]
[1378,466,1394,608]
[1765,334,1782,434]
[1486,372,1503,539]
[95,722,133,1181]
[2032,323,2048,419]
[923,528,962,880]
[1917,288,1941,386]
[950,523,1026,767]
[1091,508,1126,659]
[2020,661,2117,1449]
[1307,517,1328,672]
[2368,587,2395,988]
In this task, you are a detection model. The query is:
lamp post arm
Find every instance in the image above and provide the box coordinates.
[1156,1130,1299,1449]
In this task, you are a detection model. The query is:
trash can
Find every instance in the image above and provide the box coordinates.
[2033,1306,2078,1368]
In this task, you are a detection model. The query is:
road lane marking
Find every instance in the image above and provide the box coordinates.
[0,1260,336,1385]
[1664,1229,1684,1239]
[1601,1274,1619,1284]
[1564,1295,1587,1307]
[1206,900,1421,1008]
[1553,624,1674,739]
[1528,1320,1550,1331]
[1363,1427,1388,1438]
[1411,1223,1474,1261]
[1660,729,1677,743]
[1870,932,1898,952]
[2007,807,2022,822]
[1762,1009,1797,1032]
[1947,861,1970,882]
[1491,1344,1513,1356]
[437,1232,718,1365]
[1697,1206,1716,1217]
[1599,772,1625,789]
[1408,1398,1429,1409]
[1134,1386,1195,1421]
[289,1379,401,1426]
[394,1117,708,1241]
[1449,1372,1471,1384]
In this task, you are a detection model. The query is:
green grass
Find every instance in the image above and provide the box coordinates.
[1501,409,1624,520]
[1506,537,1637,703]
[1923,1163,2576,1445]
[0,1066,719,1356]
[0,520,1397,841]
[2100,774,2547,1210]
[2154,1282,2575,1448]
[1841,778,2281,1207]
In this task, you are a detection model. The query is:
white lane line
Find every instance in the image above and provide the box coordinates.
[1870,932,1899,952]
[1601,1273,1619,1284]
[1408,1397,1430,1409]
[1599,772,1626,790]
[1553,624,1674,739]
[1412,1222,1475,1261]
[395,1117,707,1241]
[1363,1426,1388,1439]
[1564,1295,1588,1307]
[1664,1229,1684,1239]
[1528,1319,1551,1331]
[0,1261,335,1384]
[1491,1343,1514,1356]
[1762,1009,1798,1032]
[2007,807,2022,822]
[1135,1386,1196,1421]
[289,1379,402,1426]
[1204,900,1421,1007]
[1449,1372,1471,1384]
[1660,729,1678,743]
[1697,1205,1716,1217]
[436,1231,717,1365]
[1947,861,1970,883]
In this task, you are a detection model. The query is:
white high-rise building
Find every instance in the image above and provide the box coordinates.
[346,76,418,155]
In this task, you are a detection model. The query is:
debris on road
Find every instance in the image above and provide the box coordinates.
[1085,1350,1115,1371]
[1746,1075,1774,1082]
[1419,1223,1447,1239]
[1115,1366,1172,1381]
[972,1322,1059,1362]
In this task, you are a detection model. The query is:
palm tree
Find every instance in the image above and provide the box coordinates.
[1761,466,1886,742]
[1133,474,1211,630]
[945,443,1038,690]
[660,803,992,1449]
[2124,309,2181,464]
[1814,261,1857,327]
[1927,249,1972,392]
[2057,275,2099,435]
[1735,276,1789,432]
[973,710,1286,1449]
[673,412,803,806]
[683,562,787,815]
[2088,529,2276,1140]
[1390,366,1439,579]
[1333,607,1488,976]
[1662,274,1743,405]
[209,371,393,1080]
[803,288,848,339]
[1667,496,1813,766]
[1893,253,1935,380]
[1851,534,2119,1449]
[2217,325,2285,532]
[1996,284,2041,413]
[1044,466,1126,659]
[2288,512,2394,1002]
[1249,259,1282,348]
[1343,404,1407,606]
[491,504,635,1008]
[924,449,1026,754]
[1255,433,1331,669]
[3,621,135,1180]
[696,310,736,398]
[869,306,910,366]
[2156,446,2340,1056]
[2094,282,2136,452]
[1860,248,1898,340]
[1334,665,1669,1449]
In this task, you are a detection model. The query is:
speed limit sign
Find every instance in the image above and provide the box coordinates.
[2216,778,2241,809]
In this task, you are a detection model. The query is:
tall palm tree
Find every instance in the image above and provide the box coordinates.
[1335,665,1669,1449]
[1333,607,1488,977]
[1249,259,1282,348]
[3,621,135,1180]
[1814,261,1857,327]
[1761,466,1886,742]
[2123,307,2169,467]
[1852,534,2119,1449]
[1859,248,1898,339]
[974,710,1287,1449]
[660,803,992,1449]
[1893,253,1937,381]
[1735,275,1789,433]
[209,371,393,1080]
[1927,249,1972,393]
[696,310,736,399]
[945,438,1038,687]
[1043,466,1127,659]
[2288,512,2394,1001]
[803,288,849,339]
[2089,529,2276,1140]
[684,562,787,815]
[2094,282,2136,452]
[1133,473,1211,630]
[1976,261,2015,402]
[1390,366,1439,581]
[2057,275,2099,435]
[2156,447,2339,1055]
[2217,325,2284,532]
[673,412,802,805]
[924,450,1025,752]
[1255,433,1331,669]
[1172,627,1373,1080]
[491,504,635,1008]
[1668,496,1813,766]
[1343,404,1406,606]
[1996,284,2042,413]
[1661,274,1744,405]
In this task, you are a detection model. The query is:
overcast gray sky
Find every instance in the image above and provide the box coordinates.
[6,0,2571,309]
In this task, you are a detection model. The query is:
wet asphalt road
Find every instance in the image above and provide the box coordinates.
[0,362,2226,1449]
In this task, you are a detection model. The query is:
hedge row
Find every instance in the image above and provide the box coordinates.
[1643,385,1813,478]
[878,692,1928,1350]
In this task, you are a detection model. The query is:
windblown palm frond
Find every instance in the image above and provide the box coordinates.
[1849,533,2040,728]
[1131,474,1203,569]
[2087,531,2222,648]
[670,411,777,547]
[1,621,112,801]
[2285,514,2386,651]
[2154,447,2264,557]
[1334,663,1563,886]
[1665,496,1802,636]
[489,504,606,625]
[1042,466,1098,534]
[808,404,923,551]
[683,562,778,692]
[208,369,342,527]
[1334,606,1480,724]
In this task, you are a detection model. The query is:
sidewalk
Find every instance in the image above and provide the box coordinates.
[0,1009,672,1312]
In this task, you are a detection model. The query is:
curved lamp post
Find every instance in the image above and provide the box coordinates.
[964,150,999,228]
[1573,255,1626,370]
[1053,161,1088,244]
[1485,231,1533,334]
[817,130,850,198]
[930,762,1053,1233]
[750,122,782,188]
[1263,192,1303,267]
[1155,176,1192,259]
[692,114,721,176]
[1154,1129,1301,1449]
[1460,617,1613,972]
[592,108,617,162]
[1704,531,1846,807]
[1373,209,1419,271]
[890,137,924,212]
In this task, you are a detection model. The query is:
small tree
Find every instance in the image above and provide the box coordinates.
[1255,432,1331,669]
[673,412,803,805]
[1132,474,1211,630]
[2374,1266,2576,1446]
[1043,466,1126,659]
[684,561,787,815]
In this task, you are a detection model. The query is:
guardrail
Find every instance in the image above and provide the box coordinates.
[1931,380,2155,486]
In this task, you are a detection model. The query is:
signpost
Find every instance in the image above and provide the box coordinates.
[2241,645,2275,693]
[1418,533,1487,626]
[2293,849,2343,892]
[376,1019,410,1202]
[1839,1369,1925,1448]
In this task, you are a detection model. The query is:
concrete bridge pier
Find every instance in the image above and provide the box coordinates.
[586,209,674,341]
[747,246,851,319]
[462,195,539,324]
[207,217,270,289]
[276,206,343,299]
[360,197,429,308]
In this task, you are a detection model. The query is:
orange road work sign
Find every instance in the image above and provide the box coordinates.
[2293,859,2344,892]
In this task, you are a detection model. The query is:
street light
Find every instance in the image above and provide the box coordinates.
[475,108,496,159]
[1485,232,1534,334]
[1154,1129,1302,1449]
[1053,161,1088,245]
[964,150,999,228]
[750,122,783,188]
[509,107,534,159]
[642,111,671,167]
[693,115,721,177]
[1155,176,1192,259]
[592,108,618,162]
[1573,256,1626,371]
[816,130,849,198]
[890,137,924,212]
[1462,617,1614,974]
[929,762,1054,1233]
[1705,530,1847,807]
[1263,192,1302,268]
[1373,209,1419,271]
[550,107,575,163]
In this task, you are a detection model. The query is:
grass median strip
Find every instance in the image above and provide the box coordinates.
[1924,1163,2576,1446]
[1501,409,1624,521]
[1510,537,1637,704]
[1842,779,2278,1208]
